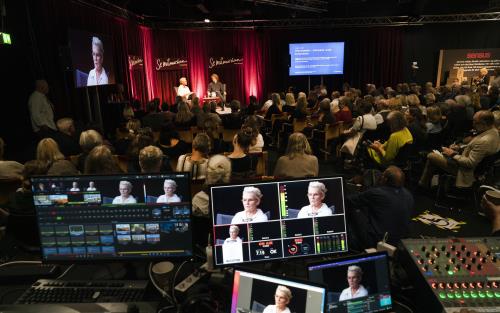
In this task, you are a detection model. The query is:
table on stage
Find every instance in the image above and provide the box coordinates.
[202,97,222,106]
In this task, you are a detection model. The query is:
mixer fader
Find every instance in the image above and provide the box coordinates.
[401,237,500,313]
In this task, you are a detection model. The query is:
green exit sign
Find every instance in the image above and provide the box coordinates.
[0,33,12,45]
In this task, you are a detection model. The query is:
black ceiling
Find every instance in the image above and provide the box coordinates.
[104,0,495,22]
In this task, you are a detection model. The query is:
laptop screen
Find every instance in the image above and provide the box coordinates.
[231,268,327,313]
[307,252,392,313]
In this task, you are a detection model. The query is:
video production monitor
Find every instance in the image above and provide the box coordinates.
[32,173,192,262]
[231,268,327,313]
[210,177,348,267]
[308,252,393,313]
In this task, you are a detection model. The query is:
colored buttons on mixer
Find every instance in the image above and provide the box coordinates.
[462,291,470,298]
[439,292,446,299]
[478,291,486,298]
[470,291,478,298]
[486,291,494,298]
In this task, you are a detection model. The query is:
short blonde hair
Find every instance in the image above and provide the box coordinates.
[480,68,488,76]
[285,93,295,106]
[229,225,240,233]
[206,154,231,185]
[119,180,133,191]
[37,138,65,163]
[275,285,292,301]
[79,130,103,153]
[163,179,177,188]
[139,145,163,173]
[92,36,104,54]
[348,265,363,276]
[406,94,420,106]
[308,181,327,197]
[242,186,263,199]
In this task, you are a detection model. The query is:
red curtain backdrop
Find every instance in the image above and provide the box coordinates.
[185,31,209,102]
[140,26,156,101]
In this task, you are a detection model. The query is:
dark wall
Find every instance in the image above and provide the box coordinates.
[402,22,500,85]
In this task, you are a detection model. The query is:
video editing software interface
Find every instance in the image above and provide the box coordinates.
[308,252,392,313]
[210,177,348,266]
[32,173,192,261]
[231,268,326,313]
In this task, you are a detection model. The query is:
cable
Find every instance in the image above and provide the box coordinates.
[171,259,193,305]
[148,262,175,307]
[55,264,75,280]
[0,261,42,268]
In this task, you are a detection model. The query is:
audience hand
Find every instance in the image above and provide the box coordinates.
[482,195,500,234]
[441,147,456,157]
[370,141,383,150]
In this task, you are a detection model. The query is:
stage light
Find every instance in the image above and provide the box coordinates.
[204,18,210,23]
[0,32,12,45]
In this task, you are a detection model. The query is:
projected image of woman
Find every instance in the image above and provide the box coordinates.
[297,181,332,218]
[263,285,292,313]
[156,179,181,203]
[339,265,368,301]
[231,186,268,224]
[224,225,242,244]
[87,36,108,86]
[112,181,137,204]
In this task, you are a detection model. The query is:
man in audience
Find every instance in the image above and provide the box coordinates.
[346,166,414,249]
[52,118,80,156]
[28,79,56,138]
[138,145,164,173]
[419,110,500,188]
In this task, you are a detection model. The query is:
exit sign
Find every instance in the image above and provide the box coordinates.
[0,33,12,45]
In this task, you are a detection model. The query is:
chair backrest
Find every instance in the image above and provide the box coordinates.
[393,143,413,166]
[174,86,179,95]
[475,150,500,178]
[250,151,268,176]
[222,128,239,143]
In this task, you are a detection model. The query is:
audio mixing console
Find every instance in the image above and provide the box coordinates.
[401,238,500,313]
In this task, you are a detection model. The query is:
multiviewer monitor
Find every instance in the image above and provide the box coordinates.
[210,177,348,266]
[231,268,327,313]
[32,173,192,262]
[307,252,393,313]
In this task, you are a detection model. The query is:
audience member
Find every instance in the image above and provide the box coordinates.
[244,116,264,153]
[347,166,414,248]
[192,154,231,216]
[77,129,103,172]
[406,107,428,152]
[222,100,243,129]
[175,101,195,129]
[176,133,210,180]
[228,127,255,179]
[273,132,318,178]
[426,105,443,134]
[158,128,190,161]
[0,137,24,178]
[37,138,78,175]
[419,110,500,188]
[84,145,121,174]
[52,118,80,156]
[142,100,166,131]
[139,145,164,173]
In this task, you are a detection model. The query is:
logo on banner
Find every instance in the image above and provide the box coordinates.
[156,57,188,71]
[128,55,143,70]
[208,56,243,69]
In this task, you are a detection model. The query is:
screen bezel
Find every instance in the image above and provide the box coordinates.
[31,172,193,264]
[307,251,393,313]
[288,41,345,76]
[232,266,328,313]
[209,176,350,268]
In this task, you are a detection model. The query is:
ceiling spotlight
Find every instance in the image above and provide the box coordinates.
[204,18,210,23]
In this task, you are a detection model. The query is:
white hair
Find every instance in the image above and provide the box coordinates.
[206,155,231,185]
[229,225,240,233]
[308,181,327,196]
[119,180,132,190]
[242,186,263,199]
[163,179,177,188]
[179,77,187,83]
[92,36,104,54]
[347,265,363,276]
[275,285,292,301]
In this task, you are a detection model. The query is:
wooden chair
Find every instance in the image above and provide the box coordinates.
[250,151,269,176]
[222,128,239,143]
[312,121,344,160]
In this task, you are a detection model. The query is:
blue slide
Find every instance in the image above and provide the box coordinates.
[289,42,345,76]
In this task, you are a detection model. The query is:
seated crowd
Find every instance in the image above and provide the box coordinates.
[1,76,499,251]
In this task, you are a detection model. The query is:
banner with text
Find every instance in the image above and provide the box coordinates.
[128,55,143,70]
[155,57,188,71]
[208,56,243,69]
[437,48,500,86]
